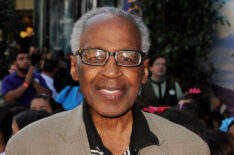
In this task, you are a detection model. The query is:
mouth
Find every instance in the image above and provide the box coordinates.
[158,70,164,73]
[98,88,124,100]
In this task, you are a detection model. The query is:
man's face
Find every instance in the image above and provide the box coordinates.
[16,53,30,73]
[74,14,148,117]
[149,57,166,78]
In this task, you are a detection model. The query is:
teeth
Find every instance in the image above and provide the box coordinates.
[102,89,119,94]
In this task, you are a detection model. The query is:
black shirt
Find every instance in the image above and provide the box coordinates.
[83,100,159,155]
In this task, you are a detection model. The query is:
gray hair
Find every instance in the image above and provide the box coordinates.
[70,7,150,54]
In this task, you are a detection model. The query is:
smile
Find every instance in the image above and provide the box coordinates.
[98,89,123,99]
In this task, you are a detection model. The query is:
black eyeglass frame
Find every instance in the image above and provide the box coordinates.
[74,48,146,67]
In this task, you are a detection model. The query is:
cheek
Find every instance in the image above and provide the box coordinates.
[149,67,153,72]
[124,69,143,92]
[78,65,100,93]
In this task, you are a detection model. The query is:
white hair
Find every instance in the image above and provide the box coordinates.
[70,7,150,54]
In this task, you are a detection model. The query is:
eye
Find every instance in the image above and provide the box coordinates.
[117,51,140,65]
[82,49,106,64]
[120,56,134,62]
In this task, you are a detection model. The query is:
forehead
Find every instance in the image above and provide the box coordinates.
[31,98,49,105]
[17,53,29,58]
[80,13,141,50]
[154,57,166,63]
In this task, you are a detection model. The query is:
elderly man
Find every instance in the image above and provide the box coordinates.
[6,7,209,155]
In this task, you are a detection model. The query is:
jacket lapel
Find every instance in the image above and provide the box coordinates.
[140,112,169,155]
[58,104,92,155]
[140,145,169,155]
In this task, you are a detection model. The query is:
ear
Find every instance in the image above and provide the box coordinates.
[70,56,79,81]
[149,65,152,72]
[141,59,149,84]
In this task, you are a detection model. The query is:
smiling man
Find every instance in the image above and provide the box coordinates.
[6,7,209,155]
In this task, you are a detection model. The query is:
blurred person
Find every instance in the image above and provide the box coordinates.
[46,52,55,60]
[6,7,209,154]
[29,46,42,73]
[30,94,53,114]
[28,45,35,56]
[228,121,234,137]
[41,59,58,99]
[30,94,64,114]
[55,59,83,110]
[178,89,213,129]
[179,101,206,120]
[159,108,206,137]
[219,117,234,132]
[1,49,50,108]
[203,130,234,155]
[8,63,16,75]
[10,106,27,117]
[55,84,83,110]
[210,111,225,130]
[2,101,23,112]
[12,110,50,135]
[0,107,13,154]
[140,54,183,107]
[55,50,70,91]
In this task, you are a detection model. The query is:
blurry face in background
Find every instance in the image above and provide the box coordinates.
[30,98,53,114]
[149,57,167,78]
[16,53,30,73]
[9,64,16,74]
[75,14,148,118]
[12,120,20,135]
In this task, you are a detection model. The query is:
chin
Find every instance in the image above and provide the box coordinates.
[95,105,131,118]
[99,110,129,118]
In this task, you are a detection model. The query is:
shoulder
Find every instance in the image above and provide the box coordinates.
[143,112,210,154]
[174,81,181,87]
[167,79,181,87]
[141,79,152,88]
[2,74,15,83]
[6,106,83,154]
[34,73,44,79]
[8,110,70,140]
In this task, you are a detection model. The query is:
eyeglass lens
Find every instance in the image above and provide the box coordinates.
[81,49,142,66]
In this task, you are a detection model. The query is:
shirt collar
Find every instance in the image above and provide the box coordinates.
[41,74,54,83]
[150,78,166,85]
[12,71,18,77]
[83,99,159,154]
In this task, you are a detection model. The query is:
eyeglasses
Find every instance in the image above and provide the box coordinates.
[74,48,146,67]
[154,63,166,67]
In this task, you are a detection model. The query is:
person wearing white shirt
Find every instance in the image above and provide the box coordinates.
[41,59,58,99]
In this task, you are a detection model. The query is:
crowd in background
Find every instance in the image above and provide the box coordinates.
[0,45,233,154]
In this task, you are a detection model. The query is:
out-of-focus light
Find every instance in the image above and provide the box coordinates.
[26,27,33,37]
[20,31,28,38]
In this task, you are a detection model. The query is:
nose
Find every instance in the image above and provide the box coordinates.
[101,55,122,78]
[25,57,31,64]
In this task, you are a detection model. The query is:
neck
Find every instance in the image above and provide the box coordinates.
[42,72,54,78]
[17,70,26,77]
[90,108,134,154]
[151,76,164,82]
[0,144,5,153]
[92,110,133,137]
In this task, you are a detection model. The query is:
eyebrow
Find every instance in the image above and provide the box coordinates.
[82,47,141,52]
